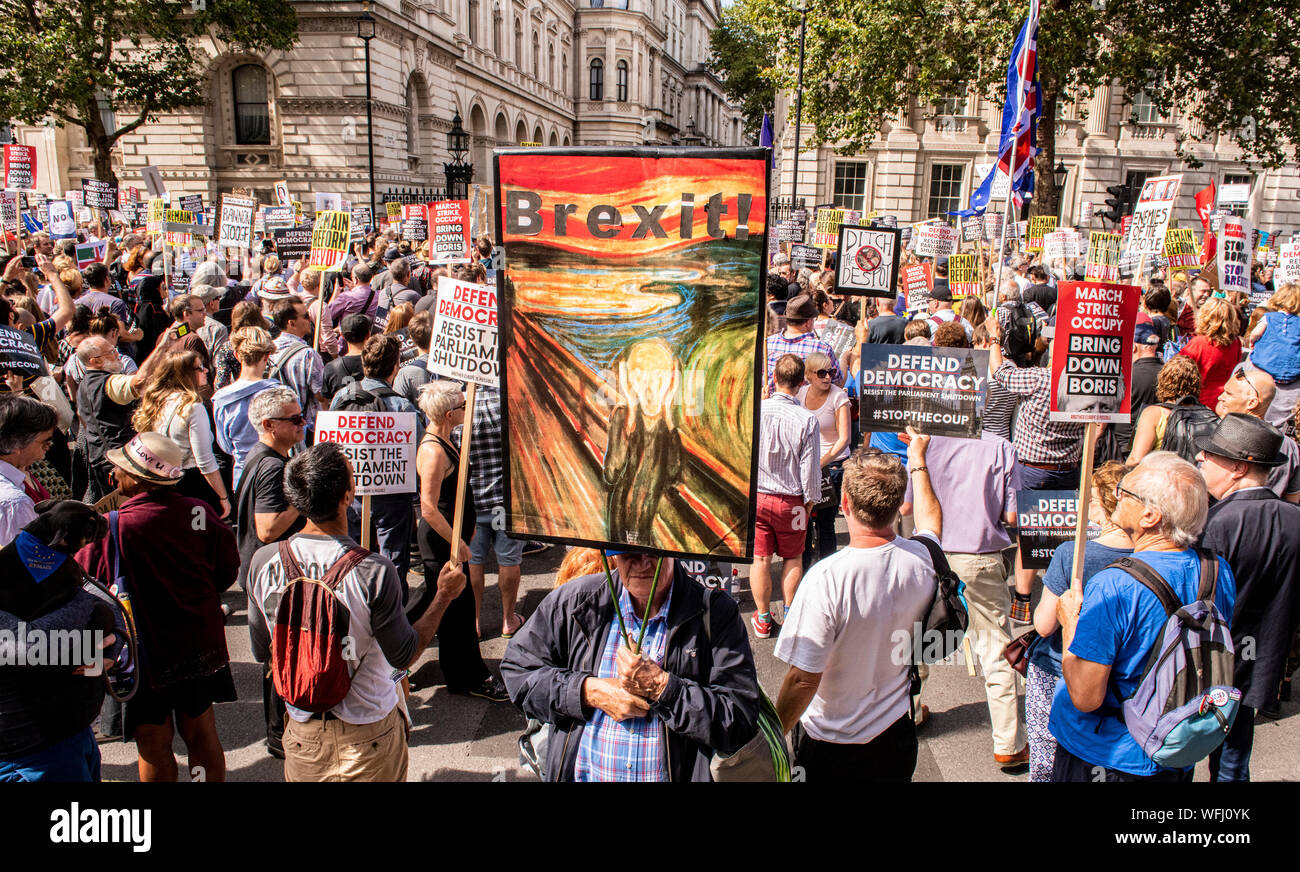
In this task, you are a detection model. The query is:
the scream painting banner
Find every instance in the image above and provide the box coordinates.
[495,148,767,561]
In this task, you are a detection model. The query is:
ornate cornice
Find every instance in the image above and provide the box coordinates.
[278,97,409,118]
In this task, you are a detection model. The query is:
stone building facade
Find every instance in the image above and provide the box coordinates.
[770,84,1300,233]
[14,0,742,230]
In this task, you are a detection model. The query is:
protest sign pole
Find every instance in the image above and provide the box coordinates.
[992,184,1015,295]
[1069,423,1099,591]
[361,495,372,550]
[447,381,478,571]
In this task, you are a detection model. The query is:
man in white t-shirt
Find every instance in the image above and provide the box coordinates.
[774,429,941,781]
[247,442,464,782]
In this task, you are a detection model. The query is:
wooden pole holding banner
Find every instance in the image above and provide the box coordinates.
[447,381,478,571]
[1069,422,1100,591]
[361,495,372,550]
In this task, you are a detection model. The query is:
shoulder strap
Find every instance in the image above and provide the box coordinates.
[1107,556,1182,617]
[269,342,309,379]
[321,546,371,593]
[108,510,122,585]
[1194,547,1219,603]
[277,539,305,582]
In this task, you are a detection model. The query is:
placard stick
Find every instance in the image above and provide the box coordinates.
[1070,423,1100,591]
[446,381,478,571]
[962,636,976,676]
[361,495,372,551]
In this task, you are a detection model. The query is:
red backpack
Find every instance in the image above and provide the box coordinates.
[271,541,370,713]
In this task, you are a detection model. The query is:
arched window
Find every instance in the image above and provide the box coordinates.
[616,60,629,102]
[589,58,604,101]
[561,52,568,91]
[232,64,270,145]
[532,32,539,78]
[548,45,555,86]
[468,0,479,43]
[492,5,502,55]
[514,19,523,67]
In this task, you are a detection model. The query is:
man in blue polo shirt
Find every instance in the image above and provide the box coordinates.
[1050,451,1236,781]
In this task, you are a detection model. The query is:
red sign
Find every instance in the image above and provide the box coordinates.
[429,199,472,264]
[1195,182,1216,232]
[1049,281,1141,424]
[902,263,933,310]
[3,145,36,190]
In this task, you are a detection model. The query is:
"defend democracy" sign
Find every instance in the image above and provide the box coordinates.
[313,411,416,496]
[428,275,498,386]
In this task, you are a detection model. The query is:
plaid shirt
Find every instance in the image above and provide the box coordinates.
[467,386,504,512]
[272,333,325,428]
[573,581,674,782]
[992,361,1084,465]
[765,330,842,393]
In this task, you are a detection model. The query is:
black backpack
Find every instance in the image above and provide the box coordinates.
[332,382,400,412]
[910,535,969,663]
[1000,301,1040,361]
[1159,396,1219,463]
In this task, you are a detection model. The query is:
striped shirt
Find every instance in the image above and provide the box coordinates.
[574,581,674,782]
[991,361,1085,465]
[766,330,842,393]
[271,333,325,429]
[757,393,821,503]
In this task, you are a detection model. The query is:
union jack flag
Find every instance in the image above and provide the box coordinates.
[956,0,1042,216]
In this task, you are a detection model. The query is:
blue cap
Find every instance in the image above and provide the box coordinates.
[1134,322,1161,346]
[603,549,627,557]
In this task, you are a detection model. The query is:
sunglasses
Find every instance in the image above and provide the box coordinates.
[1114,483,1148,506]
[1234,368,1260,400]
[268,413,307,425]
[813,369,833,378]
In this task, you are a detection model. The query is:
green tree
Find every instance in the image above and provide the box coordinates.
[0,0,298,185]
[709,7,776,143]
[719,0,1300,217]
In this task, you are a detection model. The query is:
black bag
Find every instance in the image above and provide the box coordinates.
[1159,396,1219,463]
[332,382,400,412]
[909,535,969,663]
[1000,301,1041,361]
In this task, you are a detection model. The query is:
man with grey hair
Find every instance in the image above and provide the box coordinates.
[1049,452,1236,781]
[235,385,305,759]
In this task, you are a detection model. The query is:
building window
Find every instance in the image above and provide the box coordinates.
[616,60,628,102]
[589,58,603,100]
[1222,172,1253,217]
[468,0,478,43]
[548,45,555,86]
[926,164,964,218]
[532,32,539,78]
[232,64,270,145]
[1131,90,1162,124]
[561,52,568,89]
[935,95,967,118]
[514,19,522,67]
[1124,169,1156,206]
[833,162,869,213]
[492,5,502,55]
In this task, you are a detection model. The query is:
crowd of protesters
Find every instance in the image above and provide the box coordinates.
[0,208,1297,784]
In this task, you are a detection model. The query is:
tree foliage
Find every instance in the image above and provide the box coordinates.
[718,0,1300,216]
[0,0,298,184]
[709,7,776,143]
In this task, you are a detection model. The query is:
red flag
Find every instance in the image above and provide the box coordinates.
[1195,182,1216,264]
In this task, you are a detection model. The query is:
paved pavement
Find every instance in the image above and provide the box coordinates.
[98,531,1299,782]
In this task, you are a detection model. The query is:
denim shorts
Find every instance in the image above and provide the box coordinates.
[470,521,525,567]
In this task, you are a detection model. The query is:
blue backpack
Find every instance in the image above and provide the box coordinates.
[1108,551,1240,769]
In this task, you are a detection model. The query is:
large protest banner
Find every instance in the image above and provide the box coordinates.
[314,409,417,546]
[812,207,854,249]
[1163,227,1200,268]
[1085,232,1120,282]
[1016,490,1102,569]
[902,262,933,311]
[428,276,498,385]
[1025,216,1058,253]
[3,145,36,191]
[495,147,766,560]
[431,199,472,264]
[163,208,195,246]
[948,254,980,298]
[790,243,821,271]
[401,204,428,242]
[1217,216,1253,294]
[1049,281,1141,424]
[216,194,255,249]
[914,223,959,258]
[834,224,901,297]
[858,345,989,438]
[307,210,351,271]
[1128,174,1183,258]
[273,222,314,259]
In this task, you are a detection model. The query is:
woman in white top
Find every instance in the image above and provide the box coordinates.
[132,350,231,519]
[797,350,852,569]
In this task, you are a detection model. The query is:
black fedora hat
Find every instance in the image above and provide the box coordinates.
[1196,413,1286,466]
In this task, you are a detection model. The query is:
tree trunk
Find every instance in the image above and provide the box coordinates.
[80,96,119,187]
[1030,84,1058,220]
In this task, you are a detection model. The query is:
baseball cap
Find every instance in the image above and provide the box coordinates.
[929,280,952,302]
[1134,322,1161,346]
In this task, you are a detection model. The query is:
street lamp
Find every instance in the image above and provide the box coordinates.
[1053,160,1068,220]
[791,4,808,210]
[357,2,377,220]
[443,112,474,200]
[681,117,703,147]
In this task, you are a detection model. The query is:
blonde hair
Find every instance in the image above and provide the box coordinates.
[57,266,83,294]
[384,302,414,334]
[417,380,463,423]
[841,447,907,528]
[1269,283,1300,316]
[1195,297,1240,348]
[132,350,204,433]
[230,326,277,365]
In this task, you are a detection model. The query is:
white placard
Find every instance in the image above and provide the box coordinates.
[1217,216,1253,294]
[216,194,255,249]
[1128,174,1183,257]
[1218,183,1251,205]
[913,223,959,258]
[1078,201,1093,225]
[313,410,417,496]
[428,275,498,387]
[1275,242,1300,285]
